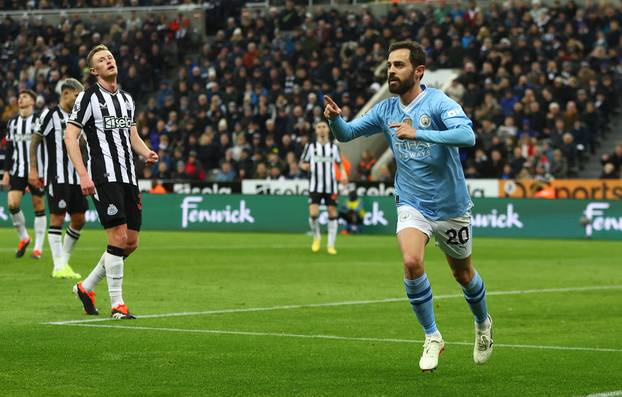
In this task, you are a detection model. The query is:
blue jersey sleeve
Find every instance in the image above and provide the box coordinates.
[415,94,475,147]
[328,102,384,142]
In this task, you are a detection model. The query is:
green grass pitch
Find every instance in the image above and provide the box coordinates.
[1,228,621,396]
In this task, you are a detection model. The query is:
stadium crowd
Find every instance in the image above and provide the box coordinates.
[0,0,197,8]
[1,0,622,184]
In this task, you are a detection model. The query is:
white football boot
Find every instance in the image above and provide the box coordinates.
[419,332,445,372]
[473,315,493,364]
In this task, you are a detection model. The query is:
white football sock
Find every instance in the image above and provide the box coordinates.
[309,217,320,240]
[82,253,106,292]
[327,218,338,248]
[48,226,64,271]
[104,252,125,308]
[62,226,81,266]
[34,214,47,251]
[10,210,29,240]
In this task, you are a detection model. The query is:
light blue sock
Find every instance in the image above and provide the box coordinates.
[404,274,437,335]
[463,271,488,324]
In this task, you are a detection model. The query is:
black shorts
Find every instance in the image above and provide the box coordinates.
[92,182,142,231]
[309,192,337,206]
[47,183,89,215]
[8,175,45,196]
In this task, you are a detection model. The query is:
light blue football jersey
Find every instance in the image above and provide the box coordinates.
[328,85,475,220]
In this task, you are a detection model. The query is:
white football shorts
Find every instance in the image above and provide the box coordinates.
[396,204,472,259]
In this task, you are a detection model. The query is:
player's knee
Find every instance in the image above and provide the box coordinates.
[8,205,20,213]
[452,268,471,285]
[126,239,138,253]
[71,215,86,230]
[403,254,424,273]
[50,214,65,227]
[112,231,129,249]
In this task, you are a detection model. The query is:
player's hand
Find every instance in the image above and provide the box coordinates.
[145,150,159,166]
[80,174,96,196]
[1,172,9,186]
[323,95,342,120]
[390,122,417,140]
[28,169,42,188]
[340,174,348,185]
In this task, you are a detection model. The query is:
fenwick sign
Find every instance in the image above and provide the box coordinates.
[180,196,255,228]
[0,193,620,240]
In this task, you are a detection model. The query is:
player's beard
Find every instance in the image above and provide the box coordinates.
[388,74,416,95]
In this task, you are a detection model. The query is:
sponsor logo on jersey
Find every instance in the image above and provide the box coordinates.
[396,140,434,160]
[446,108,461,117]
[11,133,33,142]
[107,204,118,216]
[103,116,133,129]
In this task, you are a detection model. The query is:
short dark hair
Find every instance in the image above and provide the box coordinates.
[388,40,426,68]
[19,89,37,101]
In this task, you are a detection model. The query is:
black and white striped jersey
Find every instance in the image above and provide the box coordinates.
[36,106,79,186]
[4,114,44,178]
[68,82,137,186]
[301,141,342,194]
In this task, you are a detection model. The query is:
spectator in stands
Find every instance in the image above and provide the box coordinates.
[214,161,236,182]
[550,149,568,179]
[560,133,578,177]
[154,162,171,181]
[600,163,620,179]
[358,150,376,182]
[184,150,205,181]
[601,144,622,174]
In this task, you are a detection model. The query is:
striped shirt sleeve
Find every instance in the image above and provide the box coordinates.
[68,91,93,128]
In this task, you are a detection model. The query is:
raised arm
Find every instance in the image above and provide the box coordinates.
[324,95,383,142]
[415,96,475,147]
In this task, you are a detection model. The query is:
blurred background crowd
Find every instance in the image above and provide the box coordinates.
[1,0,621,184]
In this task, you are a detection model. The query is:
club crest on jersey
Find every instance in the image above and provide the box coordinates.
[419,114,431,128]
[58,200,67,209]
[107,204,118,216]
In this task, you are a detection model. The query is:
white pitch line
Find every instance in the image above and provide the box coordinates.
[0,244,314,252]
[54,323,622,353]
[581,391,622,397]
[45,285,622,325]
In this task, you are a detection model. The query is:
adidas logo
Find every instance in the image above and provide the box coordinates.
[58,200,67,209]
[107,204,118,216]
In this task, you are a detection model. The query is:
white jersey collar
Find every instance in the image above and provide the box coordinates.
[399,84,427,113]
